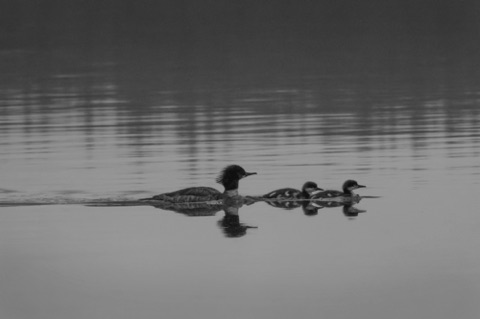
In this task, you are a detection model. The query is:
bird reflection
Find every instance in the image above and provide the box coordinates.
[310,197,367,219]
[301,201,324,216]
[217,205,257,238]
[255,195,367,219]
[150,198,257,237]
[149,200,224,216]
[265,199,323,216]
[342,204,366,219]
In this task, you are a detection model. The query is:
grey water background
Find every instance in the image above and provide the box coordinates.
[1,2,480,319]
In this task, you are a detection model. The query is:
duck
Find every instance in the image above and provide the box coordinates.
[140,165,256,203]
[245,181,322,210]
[262,181,323,200]
[310,180,365,202]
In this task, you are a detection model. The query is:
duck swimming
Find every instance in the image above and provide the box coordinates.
[141,165,257,203]
[244,181,323,210]
[262,181,323,200]
[310,180,366,202]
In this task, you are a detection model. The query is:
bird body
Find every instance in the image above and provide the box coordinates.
[311,180,365,202]
[141,165,256,203]
[262,181,322,200]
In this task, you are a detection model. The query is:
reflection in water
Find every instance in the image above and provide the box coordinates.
[1,4,480,318]
[81,194,259,237]
[150,200,223,217]
[254,195,368,219]
[342,205,367,219]
[259,198,324,216]
[302,202,323,216]
[151,199,257,238]
[1,49,479,154]
[1,46,479,199]
[217,205,257,238]
[310,198,367,219]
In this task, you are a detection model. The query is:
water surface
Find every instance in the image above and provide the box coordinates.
[1,42,479,319]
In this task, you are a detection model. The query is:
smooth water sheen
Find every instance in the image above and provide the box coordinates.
[1,44,479,319]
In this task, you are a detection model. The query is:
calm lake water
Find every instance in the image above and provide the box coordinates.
[1,42,479,319]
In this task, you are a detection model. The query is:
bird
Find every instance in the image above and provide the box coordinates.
[243,181,323,210]
[310,180,365,202]
[140,165,256,203]
[261,181,323,200]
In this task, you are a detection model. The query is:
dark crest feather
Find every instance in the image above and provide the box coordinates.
[215,164,243,184]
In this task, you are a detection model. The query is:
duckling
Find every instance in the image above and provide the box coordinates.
[310,180,365,202]
[262,181,323,200]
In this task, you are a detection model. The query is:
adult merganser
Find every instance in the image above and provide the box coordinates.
[141,165,257,203]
